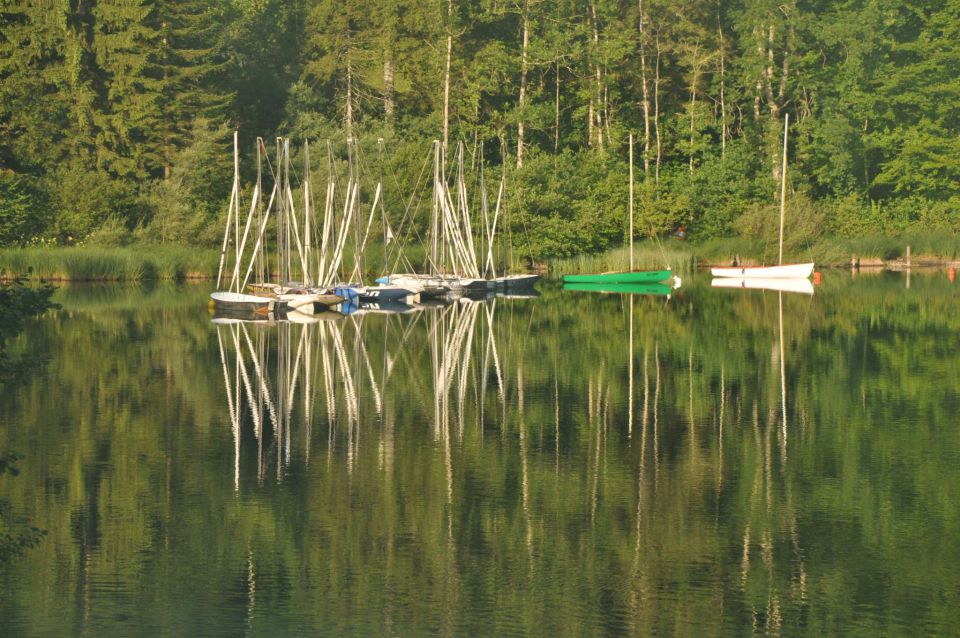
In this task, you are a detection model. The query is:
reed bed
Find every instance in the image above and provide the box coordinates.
[552,232,960,276]
[551,242,696,276]
[0,246,220,281]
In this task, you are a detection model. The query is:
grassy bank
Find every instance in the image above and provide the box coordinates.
[0,246,220,281]
[0,242,430,282]
[552,233,960,275]
[5,231,958,281]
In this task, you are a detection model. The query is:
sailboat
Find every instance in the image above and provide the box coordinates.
[211,135,343,316]
[712,114,814,280]
[379,141,539,298]
[563,133,676,287]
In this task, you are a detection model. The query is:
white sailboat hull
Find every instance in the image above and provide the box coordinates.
[710,263,814,279]
[711,277,814,295]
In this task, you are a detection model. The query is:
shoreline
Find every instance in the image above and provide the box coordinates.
[3,244,959,282]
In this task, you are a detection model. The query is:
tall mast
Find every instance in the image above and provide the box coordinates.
[276,138,284,284]
[431,140,440,275]
[304,140,312,286]
[234,131,240,292]
[216,130,240,289]
[778,113,789,266]
[629,132,634,271]
[377,138,388,275]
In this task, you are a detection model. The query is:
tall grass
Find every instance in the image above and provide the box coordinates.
[552,231,960,276]
[0,246,220,281]
[808,233,960,265]
[552,241,696,275]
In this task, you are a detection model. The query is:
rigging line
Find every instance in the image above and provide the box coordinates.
[382,155,426,273]
[385,157,431,275]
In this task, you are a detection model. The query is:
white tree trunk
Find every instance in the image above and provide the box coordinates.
[517,0,529,168]
[443,0,453,153]
[639,0,651,179]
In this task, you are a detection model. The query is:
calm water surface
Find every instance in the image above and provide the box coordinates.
[2,272,960,636]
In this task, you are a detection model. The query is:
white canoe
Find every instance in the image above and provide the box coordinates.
[711,277,814,295]
[710,263,814,279]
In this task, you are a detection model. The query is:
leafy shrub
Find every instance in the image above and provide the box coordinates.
[0,172,47,246]
[86,216,131,247]
[735,191,826,256]
[46,160,140,243]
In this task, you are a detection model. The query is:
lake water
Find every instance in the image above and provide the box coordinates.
[2,272,959,636]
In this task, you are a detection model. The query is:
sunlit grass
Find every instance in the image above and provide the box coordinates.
[6,231,959,282]
[552,232,960,276]
[0,246,220,281]
[552,241,697,275]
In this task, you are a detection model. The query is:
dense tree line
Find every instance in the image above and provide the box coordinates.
[0,0,958,258]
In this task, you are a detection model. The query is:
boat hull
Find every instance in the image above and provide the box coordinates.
[710,263,814,279]
[360,286,412,302]
[210,291,275,310]
[563,269,672,284]
[494,274,541,288]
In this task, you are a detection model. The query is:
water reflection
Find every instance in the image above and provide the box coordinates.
[2,274,960,635]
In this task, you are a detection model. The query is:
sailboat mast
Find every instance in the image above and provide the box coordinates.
[234,131,240,292]
[431,141,440,274]
[216,130,240,289]
[629,132,634,271]
[304,140,312,286]
[778,113,789,266]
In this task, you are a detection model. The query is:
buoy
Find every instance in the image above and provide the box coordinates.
[949,267,955,283]
[813,271,822,285]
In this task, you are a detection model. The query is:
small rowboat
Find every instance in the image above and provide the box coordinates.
[210,291,275,310]
[710,263,813,279]
[562,269,672,285]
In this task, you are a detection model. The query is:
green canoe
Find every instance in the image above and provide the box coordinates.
[562,269,672,284]
[563,281,673,296]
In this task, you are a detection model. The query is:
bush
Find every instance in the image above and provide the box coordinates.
[141,120,232,245]
[0,172,47,246]
[46,160,140,243]
[86,216,131,247]
[510,150,626,259]
[735,191,826,257]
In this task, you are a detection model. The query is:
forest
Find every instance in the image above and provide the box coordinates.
[0,0,958,261]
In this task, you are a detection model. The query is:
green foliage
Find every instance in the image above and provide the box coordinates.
[735,191,826,260]
[667,142,767,239]
[0,173,47,246]
[45,159,141,243]
[0,0,958,253]
[0,246,218,281]
[85,215,132,247]
[509,150,626,259]
[139,119,232,244]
